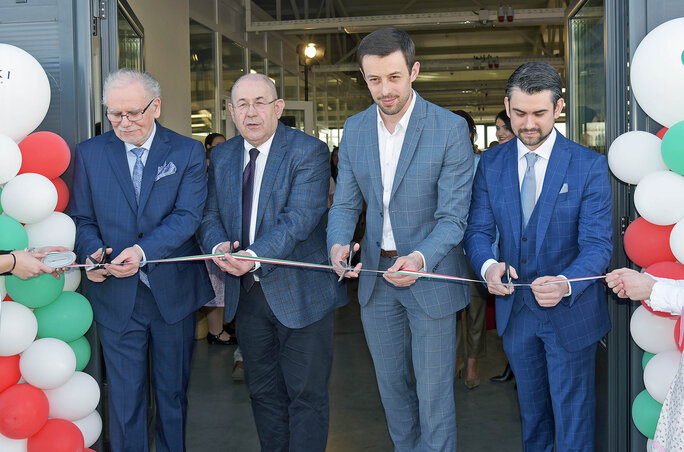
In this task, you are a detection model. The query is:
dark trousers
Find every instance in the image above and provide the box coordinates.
[236,283,334,452]
[97,281,195,452]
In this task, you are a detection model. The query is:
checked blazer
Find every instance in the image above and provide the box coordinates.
[71,123,214,332]
[464,131,612,351]
[198,122,347,329]
[327,92,474,319]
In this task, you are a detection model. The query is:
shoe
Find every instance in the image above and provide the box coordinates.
[490,363,514,383]
[455,360,465,379]
[232,361,245,381]
[223,323,236,337]
[206,331,237,345]
[464,378,480,389]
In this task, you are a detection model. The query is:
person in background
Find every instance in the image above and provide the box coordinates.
[0,247,67,279]
[329,145,339,207]
[488,140,500,149]
[606,268,684,451]
[495,109,515,144]
[453,109,488,389]
[71,69,213,452]
[204,132,226,166]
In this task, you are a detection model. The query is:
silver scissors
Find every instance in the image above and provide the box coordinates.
[338,241,357,282]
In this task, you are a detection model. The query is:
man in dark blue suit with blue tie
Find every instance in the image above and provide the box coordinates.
[465,62,612,451]
[198,73,347,451]
[71,69,213,452]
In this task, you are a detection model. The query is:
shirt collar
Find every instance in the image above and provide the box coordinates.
[124,123,157,152]
[377,89,417,134]
[243,132,275,158]
[517,128,557,161]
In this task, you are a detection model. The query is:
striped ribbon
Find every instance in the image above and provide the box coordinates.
[69,252,606,287]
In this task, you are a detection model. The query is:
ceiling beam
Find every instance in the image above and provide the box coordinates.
[312,56,563,73]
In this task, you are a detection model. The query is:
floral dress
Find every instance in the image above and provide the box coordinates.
[653,350,684,451]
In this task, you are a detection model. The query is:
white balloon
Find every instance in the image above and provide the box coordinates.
[630,305,678,353]
[631,17,684,127]
[19,338,75,389]
[0,301,38,356]
[72,410,102,448]
[0,433,27,452]
[43,371,100,421]
[671,219,684,264]
[62,267,81,292]
[0,173,57,224]
[607,131,668,185]
[0,134,22,184]
[643,350,681,403]
[0,275,6,300]
[634,171,684,226]
[0,44,51,142]
[24,211,75,250]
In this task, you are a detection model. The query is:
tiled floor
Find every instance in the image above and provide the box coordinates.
[185,298,523,451]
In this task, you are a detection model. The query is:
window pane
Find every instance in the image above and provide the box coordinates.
[222,37,244,93]
[190,20,216,140]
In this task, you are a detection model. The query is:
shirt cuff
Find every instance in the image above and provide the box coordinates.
[557,275,571,297]
[647,280,682,315]
[412,251,426,272]
[481,259,498,281]
[134,244,146,267]
[245,249,260,271]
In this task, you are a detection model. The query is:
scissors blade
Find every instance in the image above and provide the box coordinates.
[337,242,357,282]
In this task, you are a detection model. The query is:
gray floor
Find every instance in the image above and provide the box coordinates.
[186,301,523,451]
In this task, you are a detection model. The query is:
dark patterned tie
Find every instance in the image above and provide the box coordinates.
[241,148,259,291]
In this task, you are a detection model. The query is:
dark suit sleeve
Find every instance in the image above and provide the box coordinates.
[136,140,208,260]
[71,144,105,262]
[560,155,613,306]
[198,152,229,253]
[464,155,498,275]
[248,138,330,261]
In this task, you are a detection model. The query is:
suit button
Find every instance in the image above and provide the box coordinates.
[138,233,143,239]
[521,259,527,264]
[380,211,383,217]
[522,237,527,242]
[376,241,380,246]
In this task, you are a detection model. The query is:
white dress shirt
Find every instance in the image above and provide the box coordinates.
[647,275,684,315]
[123,123,157,264]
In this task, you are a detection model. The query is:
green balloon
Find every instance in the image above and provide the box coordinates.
[0,187,3,215]
[661,120,684,175]
[642,351,655,370]
[67,336,92,371]
[34,291,93,342]
[5,273,64,308]
[0,215,27,250]
[632,389,662,439]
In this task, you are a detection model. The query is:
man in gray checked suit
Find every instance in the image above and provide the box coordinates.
[198,74,347,451]
[328,28,474,451]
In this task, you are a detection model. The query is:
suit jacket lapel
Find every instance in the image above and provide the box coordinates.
[255,124,287,235]
[363,107,384,208]
[390,93,424,200]
[138,124,172,213]
[105,134,138,212]
[501,143,522,251]
[535,131,570,256]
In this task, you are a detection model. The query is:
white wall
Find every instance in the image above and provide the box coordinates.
[127,0,192,137]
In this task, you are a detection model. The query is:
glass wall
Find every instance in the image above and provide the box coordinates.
[222,37,245,94]
[117,6,143,71]
[190,20,216,141]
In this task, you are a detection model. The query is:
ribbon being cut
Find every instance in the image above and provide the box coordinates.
[60,250,605,287]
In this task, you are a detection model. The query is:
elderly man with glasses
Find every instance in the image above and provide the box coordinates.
[71,69,213,452]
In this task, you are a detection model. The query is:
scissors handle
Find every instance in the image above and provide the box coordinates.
[337,241,357,282]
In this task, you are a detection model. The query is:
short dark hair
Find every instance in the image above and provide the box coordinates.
[495,109,512,132]
[452,110,476,147]
[204,132,225,150]
[357,27,415,71]
[506,61,563,105]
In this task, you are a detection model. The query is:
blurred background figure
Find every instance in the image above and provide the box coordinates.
[453,109,488,389]
[329,146,339,207]
[495,109,515,145]
[204,132,226,166]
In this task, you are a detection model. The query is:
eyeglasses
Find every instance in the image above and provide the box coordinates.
[107,98,156,123]
[233,99,277,114]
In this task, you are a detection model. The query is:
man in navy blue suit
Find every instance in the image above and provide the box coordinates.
[198,73,346,451]
[464,62,612,451]
[71,69,213,452]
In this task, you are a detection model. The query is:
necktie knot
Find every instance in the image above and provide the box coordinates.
[524,152,538,168]
[249,148,259,163]
[132,147,145,159]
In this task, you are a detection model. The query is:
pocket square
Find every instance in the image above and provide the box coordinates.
[155,161,177,181]
[559,183,568,194]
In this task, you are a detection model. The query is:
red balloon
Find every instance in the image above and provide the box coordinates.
[3,294,12,301]
[0,384,49,439]
[18,132,71,179]
[656,127,668,139]
[675,318,683,353]
[0,355,21,393]
[624,217,676,268]
[28,419,84,452]
[51,177,70,213]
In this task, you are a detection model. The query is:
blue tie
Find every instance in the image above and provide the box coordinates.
[241,148,259,291]
[131,147,149,286]
[521,152,539,229]
[131,147,145,203]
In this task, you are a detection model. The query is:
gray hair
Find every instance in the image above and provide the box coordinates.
[102,69,161,106]
[230,73,278,104]
[506,61,563,105]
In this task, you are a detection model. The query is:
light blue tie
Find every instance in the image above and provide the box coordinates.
[521,152,539,229]
[131,147,149,286]
[131,147,145,203]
